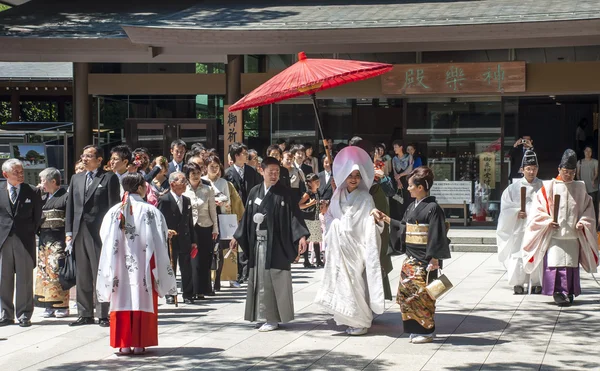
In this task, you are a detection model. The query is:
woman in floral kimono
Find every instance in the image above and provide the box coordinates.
[97,173,177,355]
[34,168,70,318]
[374,167,451,344]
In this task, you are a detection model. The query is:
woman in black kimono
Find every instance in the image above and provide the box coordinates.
[35,168,70,318]
[374,166,451,344]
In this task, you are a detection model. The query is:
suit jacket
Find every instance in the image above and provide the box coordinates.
[157,192,196,253]
[224,164,263,205]
[318,170,333,201]
[168,160,184,177]
[279,166,291,189]
[0,182,42,262]
[65,168,120,244]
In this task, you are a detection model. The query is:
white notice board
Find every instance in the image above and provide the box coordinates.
[430,181,472,204]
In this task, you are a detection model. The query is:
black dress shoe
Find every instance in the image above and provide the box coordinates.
[304,264,316,269]
[18,319,31,328]
[513,285,524,295]
[166,296,175,305]
[206,291,216,296]
[69,317,95,327]
[98,318,110,327]
[0,319,14,327]
[183,298,194,304]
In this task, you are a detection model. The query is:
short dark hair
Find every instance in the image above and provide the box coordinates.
[184,162,204,179]
[303,143,313,150]
[290,144,305,156]
[261,156,280,169]
[348,136,363,146]
[110,145,132,163]
[133,147,149,156]
[276,139,286,145]
[408,166,435,191]
[229,142,248,161]
[171,139,187,150]
[204,154,224,175]
[306,173,319,183]
[83,145,103,160]
[392,140,404,148]
[121,172,146,193]
[191,143,205,152]
[266,145,282,157]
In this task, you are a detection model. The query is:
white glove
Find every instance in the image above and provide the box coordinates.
[65,240,73,254]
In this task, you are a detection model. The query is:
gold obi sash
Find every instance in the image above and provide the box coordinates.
[406,223,429,245]
[41,209,65,229]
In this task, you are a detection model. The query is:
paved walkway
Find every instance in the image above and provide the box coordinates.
[1,253,599,370]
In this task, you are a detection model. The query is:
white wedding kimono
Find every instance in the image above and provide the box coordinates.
[496,177,543,286]
[97,193,177,313]
[315,146,384,329]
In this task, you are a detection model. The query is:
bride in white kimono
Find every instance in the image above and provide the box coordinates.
[315,146,384,336]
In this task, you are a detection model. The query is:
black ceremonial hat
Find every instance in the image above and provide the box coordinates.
[521,150,538,167]
[559,149,577,170]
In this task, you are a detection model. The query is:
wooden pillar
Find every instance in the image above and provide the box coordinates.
[10,90,19,122]
[73,62,92,160]
[226,55,243,150]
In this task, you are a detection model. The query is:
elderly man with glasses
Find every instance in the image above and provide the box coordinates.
[522,149,599,306]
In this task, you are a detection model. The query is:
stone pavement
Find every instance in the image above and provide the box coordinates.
[1,252,600,370]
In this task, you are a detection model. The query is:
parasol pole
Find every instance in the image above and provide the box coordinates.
[310,94,332,164]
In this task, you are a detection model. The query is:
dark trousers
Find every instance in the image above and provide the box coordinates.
[238,247,249,283]
[0,235,34,321]
[303,242,322,266]
[168,241,193,300]
[74,223,108,319]
[213,240,228,291]
[192,225,214,295]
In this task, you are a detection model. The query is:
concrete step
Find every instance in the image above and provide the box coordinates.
[450,236,497,245]
[450,243,497,253]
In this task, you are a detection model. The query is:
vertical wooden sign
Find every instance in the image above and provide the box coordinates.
[479,152,496,189]
[223,105,243,168]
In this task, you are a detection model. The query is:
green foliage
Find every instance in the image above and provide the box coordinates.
[244,107,259,138]
[0,5,11,12]
[195,63,225,74]
[0,101,59,124]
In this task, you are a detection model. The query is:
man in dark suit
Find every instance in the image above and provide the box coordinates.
[65,145,120,327]
[168,139,187,176]
[158,171,196,304]
[318,155,333,201]
[224,142,262,283]
[0,159,42,327]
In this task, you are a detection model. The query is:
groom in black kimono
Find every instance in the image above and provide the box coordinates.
[231,157,309,332]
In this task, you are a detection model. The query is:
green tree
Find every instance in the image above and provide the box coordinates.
[0,5,11,12]
[25,149,41,164]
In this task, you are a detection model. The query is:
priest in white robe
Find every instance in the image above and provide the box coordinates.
[315,146,384,336]
[97,173,177,355]
[522,149,598,306]
[497,150,543,294]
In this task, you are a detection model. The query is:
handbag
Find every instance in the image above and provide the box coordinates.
[425,269,453,300]
[58,251,76,291]
[220,249,238,281]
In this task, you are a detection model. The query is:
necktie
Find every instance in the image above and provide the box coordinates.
[175,163,180,172]
[10,186,17,204]
[238,166,244,180]
[85,171,93,195]
[176,197,182,213]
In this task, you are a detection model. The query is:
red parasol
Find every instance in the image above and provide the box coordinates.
[229,52,393,160]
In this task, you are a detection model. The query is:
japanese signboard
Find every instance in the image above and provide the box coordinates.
[223,105,243,167]
[479,152,496,189]
[382,62,526,95]
[430,181,472,204]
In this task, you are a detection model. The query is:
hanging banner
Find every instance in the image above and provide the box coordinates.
[223,105,243,168]
[479,152,496,189]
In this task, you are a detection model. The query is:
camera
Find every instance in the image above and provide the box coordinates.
[521,139,527,144]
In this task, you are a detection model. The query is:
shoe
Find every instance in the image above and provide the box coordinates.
[206,291,216,296]
[183,298,194,304]
[55,309,70,318]
[133,347,146,355]
[0,319,14,327]
[316,262,324,268]
[18,319,32,328]
[258,322,279,332]
[229,281,241,288]
[42,308,55,318]
[98,318,110,327]
[513,285,524,295]
[346,327,368,336]
[69,317,95,327]
[194,294,206,300]
[119,348,132,355]
[166,296,175,305]
[553,292,570,306]
[568,294,574,304]
[304,264,316,269]
[411,335,434,344]
[532,286,543,295]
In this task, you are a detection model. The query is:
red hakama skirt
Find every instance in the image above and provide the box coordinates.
[110,256,159,349]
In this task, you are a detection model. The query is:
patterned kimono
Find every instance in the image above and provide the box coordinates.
[34,188,70,309]
[97,193,177,349]
[390,196,451,335]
